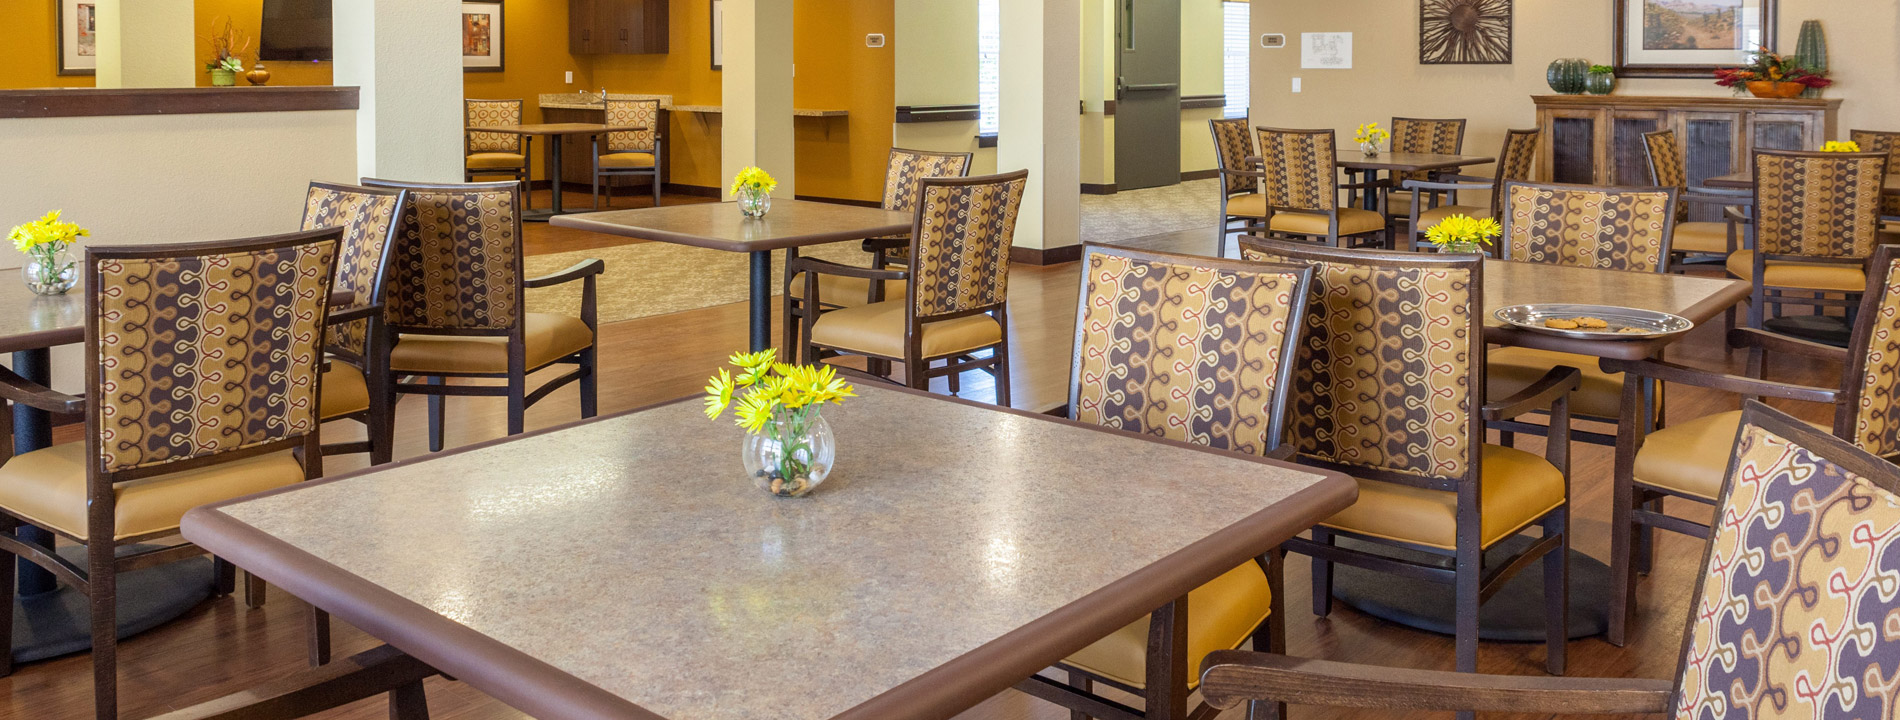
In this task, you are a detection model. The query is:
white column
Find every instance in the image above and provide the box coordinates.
[999,0,1082,254]
[720,0,796,198]
[94,0,195,89]
[333,0,464,182]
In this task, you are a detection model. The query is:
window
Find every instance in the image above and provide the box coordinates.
[978,0,1000,134]
[1222,1,1250,119]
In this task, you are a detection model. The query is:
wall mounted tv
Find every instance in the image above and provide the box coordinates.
[259,0,332,62]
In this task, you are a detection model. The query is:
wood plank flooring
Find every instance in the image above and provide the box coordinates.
[0,227,1836,720]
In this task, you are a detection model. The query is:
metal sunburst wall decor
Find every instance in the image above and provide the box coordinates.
[1420,0,1513,64]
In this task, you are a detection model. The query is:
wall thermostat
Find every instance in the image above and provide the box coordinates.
[1261,33,1287,49]
[866,34,886,48]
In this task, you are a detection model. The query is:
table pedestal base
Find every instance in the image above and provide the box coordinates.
[10,544,213,664]
[1329,536,1608,641]
[1763,315,1852,348]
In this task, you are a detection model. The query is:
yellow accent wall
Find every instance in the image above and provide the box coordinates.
[193,0,333,87]
[591,0,727,196]
[0,0,95,88]
[790,0,895,202]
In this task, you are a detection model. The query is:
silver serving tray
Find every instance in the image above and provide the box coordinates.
[1493,304,1693,341]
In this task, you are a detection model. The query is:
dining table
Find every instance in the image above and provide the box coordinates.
[551,200,913,352]
[1704,170,1900,196]
[1335,150,1497,211]
[466,123,644,221]
[179,385,1356,720]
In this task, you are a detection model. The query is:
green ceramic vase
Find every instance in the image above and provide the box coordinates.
[1793,20,1828,98]
[210,69,237,87]
[1546,58,1590,95]
[1585,72,1617,95]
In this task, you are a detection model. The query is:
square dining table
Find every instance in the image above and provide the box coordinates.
[1483,258,1750,361]
[465,123,644,221]
[1334,151,1496,211]
[552,200,914,352]
[181,385,1355,720]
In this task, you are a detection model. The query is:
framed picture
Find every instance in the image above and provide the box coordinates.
[1614,0,1776,78]
[1419,0,1512,65]
[58,0,97,76]
[1300,33,1352,70]
[711,0,724,70]
[462,0,504,73]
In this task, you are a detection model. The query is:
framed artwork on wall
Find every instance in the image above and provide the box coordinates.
[711,0,724,70]
[58,0,97,76]
[1419,0,1512,65]
[1614,0,1777,78]
[462,0,504,73]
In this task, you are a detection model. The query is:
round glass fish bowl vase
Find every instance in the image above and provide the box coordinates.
[743,410,835,497]
[22,246,77,295]
[737,188,772,218]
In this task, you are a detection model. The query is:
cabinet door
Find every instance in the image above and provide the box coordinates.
[1678,111,1742,221]
[569,0,598,53]
[1749,111,1819,157]
[1544,108,1607,185]
[1610,110,1668,186]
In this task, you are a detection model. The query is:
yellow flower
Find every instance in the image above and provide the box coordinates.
[730,166,778,196]
[702,350,856,431]
[9,210,88,254]
[1822,140,1863,153]
[1353,122,1388,146]
[1425,214,1501,248]
[704,368,736,419]
[733,390,779,433]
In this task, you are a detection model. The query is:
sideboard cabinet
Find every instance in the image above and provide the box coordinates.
[1532,95,1841,199]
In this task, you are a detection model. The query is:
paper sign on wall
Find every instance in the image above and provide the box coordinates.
[1300,33,1352,69]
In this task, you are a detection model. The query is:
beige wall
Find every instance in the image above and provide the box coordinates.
[893,0,988,170]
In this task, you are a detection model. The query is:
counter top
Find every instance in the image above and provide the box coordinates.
[673,104,849,118]
[538,92,674,111]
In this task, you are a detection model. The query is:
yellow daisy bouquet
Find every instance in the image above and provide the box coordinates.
[731,167,778,217]
[1822,140,1862,153]
[1354,122,1390,156]
[705,349,855,496]
[9,210,87,294]
[1425,213,1501,254]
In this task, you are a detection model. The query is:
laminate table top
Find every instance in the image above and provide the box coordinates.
[182,386,1353,720]
[466,122,646,136]
[550,200,914,253]
[0,282,82,354]
[1333,151,1495,172]
[1705,171,1900,195]
[1484,258,1749,360]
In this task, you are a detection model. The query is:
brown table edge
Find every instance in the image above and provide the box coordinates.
[1334,155,1497,172]
[550,211,912,253]
[182,384,1353,720]
[1483,271,1750,361]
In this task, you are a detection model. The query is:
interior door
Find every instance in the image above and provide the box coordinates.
[1115,0,1181,191]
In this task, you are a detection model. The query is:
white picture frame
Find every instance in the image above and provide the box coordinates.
[711,0,724,70]
[1300,32,1352,70]
[59,0,97,76]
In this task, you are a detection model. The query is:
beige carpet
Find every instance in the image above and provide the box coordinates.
[525,241,872,324]
[1079,179,1220,244]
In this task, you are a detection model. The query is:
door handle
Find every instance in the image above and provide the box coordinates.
[1123,83,1179,92]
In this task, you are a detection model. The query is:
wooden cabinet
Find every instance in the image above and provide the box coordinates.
[569,0,669,55]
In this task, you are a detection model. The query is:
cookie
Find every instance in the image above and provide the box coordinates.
[1573,316,1609,329]
[1544,318,1580,329]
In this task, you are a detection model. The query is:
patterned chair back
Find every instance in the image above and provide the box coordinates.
[1237,235,1481,489]
[1500,181,1677,273]
[1642,129,1693,224]
[87,229,340,475]
[1484,128,1542,218]
[605,98,660,153]
[882,148,974,215]
[905,170,1028,320]
[360,179,525,335]
[1753,150,1888,261]
[1671,402,1900,720]
[1391,117,1466,184]
[1841,245,1900,459]
[1849,129,1900,217]
[300,182,404,358]
[1069,244,1313,456]
[465,99,524,155]
[1255,127,1340,214]
[1209,116,1257,196]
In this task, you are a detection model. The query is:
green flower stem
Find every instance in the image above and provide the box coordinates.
[28,244,70,287]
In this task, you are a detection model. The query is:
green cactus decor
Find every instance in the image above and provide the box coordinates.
[1793,21,1829,98]
[1546,58,1590,95]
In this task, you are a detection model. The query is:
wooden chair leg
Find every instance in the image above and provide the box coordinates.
[1608,397,1641,648]
[579,347,599,419]
[89,543,118,720]
[244,570,267,610]
[946,359,961,394]
[994,315,1013,408]
[389,680,430,720]
[308,605,333,667]
[904,357,928,390]
[650,171,662,207]
[1454,542,1482,674]
[0,518,14,678]
[1309,527,1334,617]
[426,377,446,453]
[1542,513,1569,676]
[1063,670,1092,720]
[1256,549,1288,720]
[1142,597,1190,720]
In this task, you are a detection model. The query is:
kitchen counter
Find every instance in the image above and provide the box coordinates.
[537,92,674,111]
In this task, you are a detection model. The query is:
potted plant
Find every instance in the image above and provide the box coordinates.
[1425,213,1500,256]
[203,18,252,87]
[730,166,777,218]
[1715,48,1831,99]
[1354,122,1389,158]
[1586,65,1617,95]
[8,210,86,295]
[705,350,856,497]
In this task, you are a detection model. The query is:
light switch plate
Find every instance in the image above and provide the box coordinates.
[866,33,886,48]
[565,71,574,83]
[1292,77,1302,93]
[1261,33,1286,49]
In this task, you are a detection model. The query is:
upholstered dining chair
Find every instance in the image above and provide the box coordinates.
[591,98,663,209]
[1727,149,1888,331]
[1600,243,1900,646]
[1850,129,1900,222]
[1253,127,1389,249]
[782,147,973,355]
[1239,235,1579,676]
[464,99,529,192]
[300,182,405,466]
[1487,181,1678,448]
[359,179,603,451]
[1642,129,1753,272]
[791,170,1027,405]
[1197,402,1900,720]
[1210,116,1264,257]
[1381,117,1467,222]
[0,229,340,720]
[1014,243,1314,720]
[1399,128,1541,250]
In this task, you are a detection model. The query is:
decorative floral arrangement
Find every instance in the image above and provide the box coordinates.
[1353,122,1390,149]
[1588,64,1615,75]
[730,167,778,197]
[1822,140,1863,153]
[706,350,854,497]
[10,210,86,294]
[1714,48,1832,91]
[203,17,252,74]
[1425,213,1501,253]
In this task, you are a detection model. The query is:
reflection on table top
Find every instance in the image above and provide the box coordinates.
[551,200,914,253]
[1483,258,1748,360]
[0,282,82,354]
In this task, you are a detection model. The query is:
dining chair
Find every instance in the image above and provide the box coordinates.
[300,182,405,466]
[1641,129,1753,272]
[359,179,603,451]
[1399,128,1541,250]
[463,99,529,192]
[1239,235,1578,677]
[1727,149,1888,331]
[1849,129,1900,222]
[591,98,663,209]
[782,147,972,356]
[1600,243,1900,646]
[1210,116,1264,257]
[1196,402,1898,720]
[1014,243,1314,720]
[792,170,1027,405]
[0,229,340,720]
[1381,117,1467,222]
[1253,127,1389,249]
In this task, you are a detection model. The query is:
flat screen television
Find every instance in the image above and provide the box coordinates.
[259,0,332,62]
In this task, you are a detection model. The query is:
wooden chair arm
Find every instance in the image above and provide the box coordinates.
[0,365,84,415]
[525,259,607,289]
[1727,328,1849,363]
[1199,651,1674,715]
[1339,180,1383,191]
[786,257,910,282]
[1724,205,1753,224]
[325,303,384,326]
[1401,178,1493,193]
[1600,356,1837,403]
[1687,185,1753,199]
[1481,366,1582,422]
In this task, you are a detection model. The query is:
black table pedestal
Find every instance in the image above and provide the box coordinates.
[1329,536,1610,641]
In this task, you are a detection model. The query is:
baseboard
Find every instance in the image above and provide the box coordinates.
[1081,183,1118,195]
[793,195,883,208]
[1010,244,1083,266]
[1180,169,1218,182]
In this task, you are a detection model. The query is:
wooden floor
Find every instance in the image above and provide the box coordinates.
[0,225,1836,720]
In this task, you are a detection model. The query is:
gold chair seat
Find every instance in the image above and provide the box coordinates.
[1416,204,1489,230]
[1062,561,1271,689]
[1725,251,1868,293]
[1268,208,1385,237]
[1486,347,1624,419]
[787,273,907,308]
[1632,410,1829,501]
[466,152,526,170]
[1225,193,1267,219]
[1320,444,1565,551]
[599,152,657,169]
[390,313,594,375]
[0,445,303,542]
[321,361,370,420]
[1672,222,1734,255]
[809,301,1001,359]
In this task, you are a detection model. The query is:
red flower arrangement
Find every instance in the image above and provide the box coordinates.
[1714,48,1833,90]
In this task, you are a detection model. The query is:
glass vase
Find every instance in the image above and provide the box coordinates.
[737,188,772,218]
[22,246,76,295]
[1440,241,1485,256]
[1360,141,1381,158]
[742,409,835,498]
